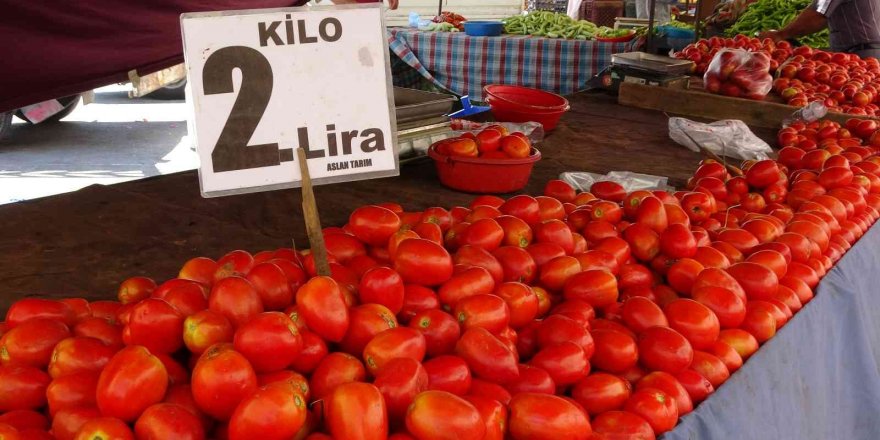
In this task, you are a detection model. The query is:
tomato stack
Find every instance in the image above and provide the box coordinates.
[2,126,880,440]
[773,48,880,115]
[674,35,793,75]
[434,126,533,159]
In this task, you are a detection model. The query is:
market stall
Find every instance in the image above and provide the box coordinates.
[389,28,641,99]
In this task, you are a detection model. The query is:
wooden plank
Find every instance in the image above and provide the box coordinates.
[618,81,873,128]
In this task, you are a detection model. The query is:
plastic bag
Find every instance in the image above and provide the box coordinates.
[669,117,772,160]
[560,171,672,193]
[703,48,773,100]
[782,101,828,127]
[450,120,545,144]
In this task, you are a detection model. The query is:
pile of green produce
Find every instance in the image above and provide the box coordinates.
[726,0,829,48]
[666,19,694,31]
[596,27,635,39]
[421,22,460,32]
[502,11,599,40]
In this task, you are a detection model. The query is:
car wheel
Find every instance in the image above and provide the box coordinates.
[14,95,80,124]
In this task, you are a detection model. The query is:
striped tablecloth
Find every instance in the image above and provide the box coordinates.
[388,28,642,100]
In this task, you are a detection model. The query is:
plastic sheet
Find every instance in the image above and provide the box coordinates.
[560,171,672,193]
[668,117,772,161]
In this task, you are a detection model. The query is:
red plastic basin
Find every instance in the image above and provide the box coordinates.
[484,84,570,131]
[428,143,542,194]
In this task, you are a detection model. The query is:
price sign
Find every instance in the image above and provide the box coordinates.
[181,4,398,197]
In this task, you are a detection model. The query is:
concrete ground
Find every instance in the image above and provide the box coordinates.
[0,85,199,204]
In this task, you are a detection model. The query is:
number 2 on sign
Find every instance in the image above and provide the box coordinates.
[202,46,280,172]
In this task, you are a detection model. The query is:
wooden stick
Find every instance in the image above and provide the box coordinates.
[297,148,331,277]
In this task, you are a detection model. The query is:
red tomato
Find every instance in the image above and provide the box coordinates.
[536,196,567,221]
[229,384,308,440]
[363,327,426,375]
[135,403,206,440]
[455,328,519,384]
[453,294,509,334]
[325,382,387,440]
[348,205,401,246]
[590,329,639,374]
[295,276,350,343]
[509,393,591,440]
[529,341,590,386]
[0,318,70,368]
[637,327,694,374]
[460,219,505,251]
[739,308,777,343]
[0,410,48,432]
[342,304,398,356]
[47,372,99,417]
[96,346,168,421]
[399,284,441,324]
[122,298,184,354]
[233,312,302,373]
[374,358,428,420]
[499,195,541,225]
[539,256,582,291]
[324,232,368,263]
[409,309,460,357]
[591,181,626,202]
[454,245,505,284]
[424,355,472,396]
[544,179,577,202]
[574,250,620,275]
[636,196,669,234]
[493,282,538,329]
[208,276,264,329]
[591,411,655,440]
[359,267,405,314]
[463,395,507,440]
[717,329,760,360]
[692,268,747,302]
[73,417,134,440]
[624,388,678,435]
[179,257,218,286]
[406,391,485,440]
[623,224,661,262]
[621,297,669,334]
[526,242,566,267]
[183,310,234,355]
[0,365,50,411]
[159,281,209,317]
[246,262,294,311]
[534,219,574,254]
[309,352,366,400]
[51,407,101,440]
[117,276,157,304]
[394,239,454,286]
[636,372,693,416]
[492,247,538,283]
[691,286,746,329]
[72,318,122,352]
[505,364,556,395]
[563,270,618,307]
[663,299,720,350]
[708,340,744,373]
[537,315,594,355]
[659,224,696,259]
[571,373,632,416]
[689,351,731,388]
[191,344,257,420]
[214,250,255,283]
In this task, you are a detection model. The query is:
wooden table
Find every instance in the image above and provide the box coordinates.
[0,92,775,314]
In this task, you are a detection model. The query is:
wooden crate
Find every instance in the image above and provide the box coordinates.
[618,81,876,129]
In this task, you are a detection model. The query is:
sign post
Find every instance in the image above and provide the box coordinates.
[181,4,398,271]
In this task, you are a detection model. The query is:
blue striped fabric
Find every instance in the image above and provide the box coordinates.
[388,29,642,100]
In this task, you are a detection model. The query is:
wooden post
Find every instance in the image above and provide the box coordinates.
[297,148,331,277]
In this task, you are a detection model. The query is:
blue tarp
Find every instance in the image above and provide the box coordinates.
[665,224,880,440]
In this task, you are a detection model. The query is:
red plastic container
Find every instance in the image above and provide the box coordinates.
[484,85,570,131]
[428,143,542,193]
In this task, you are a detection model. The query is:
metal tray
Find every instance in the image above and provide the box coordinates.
[394,87,457,123]
[611,52,695,75]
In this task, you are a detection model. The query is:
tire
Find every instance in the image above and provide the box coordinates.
[0,111,12,141]
[146,79,187,100]
[14,95,80,124]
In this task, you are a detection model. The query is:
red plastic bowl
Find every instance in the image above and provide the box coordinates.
[428,143,542,193]
[484,85,570,131]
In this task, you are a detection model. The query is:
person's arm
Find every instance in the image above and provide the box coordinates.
[758,6,828,41]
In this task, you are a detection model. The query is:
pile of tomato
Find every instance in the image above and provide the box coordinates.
[674,35,793,75]
[1,120,880,440]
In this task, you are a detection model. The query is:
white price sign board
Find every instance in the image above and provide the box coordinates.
[181,4,398,197]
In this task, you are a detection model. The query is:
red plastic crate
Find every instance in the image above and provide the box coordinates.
[581,0,624,28]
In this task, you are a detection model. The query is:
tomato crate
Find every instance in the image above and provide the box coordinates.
[580,0,624,28]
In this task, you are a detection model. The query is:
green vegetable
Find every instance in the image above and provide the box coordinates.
[726,0,829,48]
[502,11,600,40]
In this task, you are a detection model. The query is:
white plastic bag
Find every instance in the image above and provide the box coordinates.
[703,48,773,100]
[668,117,772,161]
[560,171,672,193]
